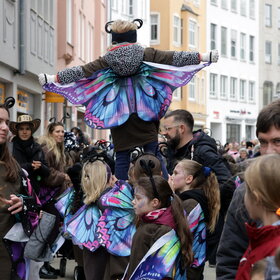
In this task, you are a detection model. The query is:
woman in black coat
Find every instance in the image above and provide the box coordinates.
[9,115,50,195]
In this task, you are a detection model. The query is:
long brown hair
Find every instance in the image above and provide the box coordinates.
[0,106,19,183]
[136,176,193,268]
[179,160,220,233]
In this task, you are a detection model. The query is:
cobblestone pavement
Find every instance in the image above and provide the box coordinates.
[44,258,216,280]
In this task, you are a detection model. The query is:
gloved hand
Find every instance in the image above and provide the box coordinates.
[38,73,56,86]
[201,50,219,63]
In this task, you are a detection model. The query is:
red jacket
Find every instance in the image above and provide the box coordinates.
[236,223,280,280]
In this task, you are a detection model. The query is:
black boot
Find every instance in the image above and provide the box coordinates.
[39,262,58,279]
[74,266,86,280]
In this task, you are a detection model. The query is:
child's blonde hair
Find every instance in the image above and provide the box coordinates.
[111,20,138,33]
[179,159,220,233]
[81,160,110,205]
[245,154,280,213]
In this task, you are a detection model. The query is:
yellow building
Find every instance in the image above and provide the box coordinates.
[150,0,208,130]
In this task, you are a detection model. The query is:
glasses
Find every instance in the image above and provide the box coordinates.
[161,125,180,133]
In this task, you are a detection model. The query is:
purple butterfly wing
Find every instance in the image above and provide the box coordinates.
[97,181,136,256]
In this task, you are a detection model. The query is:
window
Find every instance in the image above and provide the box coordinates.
[211,0,217,5]
[150,14,160,43]
[276,83,280,98]
[210,73,218,98]
[249,35,255,62]
[189,20,196,48]
[189,77,196,100]
[278,8,280,28]
[221,0,228,10]
[231,0,237,12]
[78,11,85,61]
[87,23,94,62]
[248,81,255,102]
[220,75,228,99]
[278,44,280,65]
[263,81,273,106]
[173,15,181,45]
[66,0,72,44]
[265,41,272,64]
[240,0,246,16]
[231,30,237,58]
[240,33,246,60]
[265,4,272,27]
[128,0,133,16]
[249,0,255,19]
[210,23,217,50]
[173,88,182,100]
[227,124,241,143]
[221,27,227,56]
[111,0,117,10]
[230,77,237,99]
[240,80,246,101]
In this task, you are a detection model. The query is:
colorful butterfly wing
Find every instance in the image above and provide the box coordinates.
[66,204,101,252]
[188,204,207,267]
[55,187,75,217]
[129,230,184,280]
[43,69,131,129]
[100,180,134,209]
[97,180,135,256]
[97,208,136,256]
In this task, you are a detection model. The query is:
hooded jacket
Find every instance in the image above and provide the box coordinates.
[167,130,234,214]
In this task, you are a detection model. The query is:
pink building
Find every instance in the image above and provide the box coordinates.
[55,0,108,141]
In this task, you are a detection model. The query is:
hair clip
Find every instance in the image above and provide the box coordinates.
[105,20,114,33]
[4,97,15,109]
[95,139,112,151]
[203,166,212,177]
[139,159,159,198]
[49,117,57,123]
[60,113,71,124]
[132,19,143,29]
[129,147,144,163]
[276,208,280,216]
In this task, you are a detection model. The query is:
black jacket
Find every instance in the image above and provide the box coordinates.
[216,183,262,279]
[12,137,50,194]
[167,130,234,213]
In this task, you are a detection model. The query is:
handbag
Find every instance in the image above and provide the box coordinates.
[24,211,56,262]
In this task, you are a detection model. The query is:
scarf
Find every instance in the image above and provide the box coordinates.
[141,207,176,230]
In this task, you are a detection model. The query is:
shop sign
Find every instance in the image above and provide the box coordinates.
[213,111,219,119]
[0,83,5,104]
[45,91,64,103]
[17,90,29,110]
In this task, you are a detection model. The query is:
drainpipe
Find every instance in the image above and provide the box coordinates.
[19,0,25,74]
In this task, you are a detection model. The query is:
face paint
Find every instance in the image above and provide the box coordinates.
[132,187,154,216]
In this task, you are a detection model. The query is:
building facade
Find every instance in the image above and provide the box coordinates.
[0,0,56,136]
[258,0,280,109]
[150,0,208,131]
[55,0,108,140]
[206,0,259,145]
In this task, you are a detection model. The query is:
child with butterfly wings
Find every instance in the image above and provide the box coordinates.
[38,19,219,181]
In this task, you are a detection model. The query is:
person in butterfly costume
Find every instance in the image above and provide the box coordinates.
[38,19,219,181]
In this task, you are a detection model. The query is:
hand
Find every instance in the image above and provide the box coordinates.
[1,194,23,215]
[38,73,56,86]
[201,50,219,63]
[32,161,42,170]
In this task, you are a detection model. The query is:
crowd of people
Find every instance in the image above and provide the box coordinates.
[0,18,280,280]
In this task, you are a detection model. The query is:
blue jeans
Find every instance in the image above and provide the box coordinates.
[115,141,168,180]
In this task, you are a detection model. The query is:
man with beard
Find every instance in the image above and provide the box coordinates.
[162,109,234,268]
[162,109,231,185]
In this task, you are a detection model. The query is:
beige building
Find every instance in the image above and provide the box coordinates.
[150,0,208,130]
[55,0,108,140]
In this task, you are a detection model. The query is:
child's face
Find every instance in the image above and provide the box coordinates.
[132,187,156,217]
[172,163,190,193]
